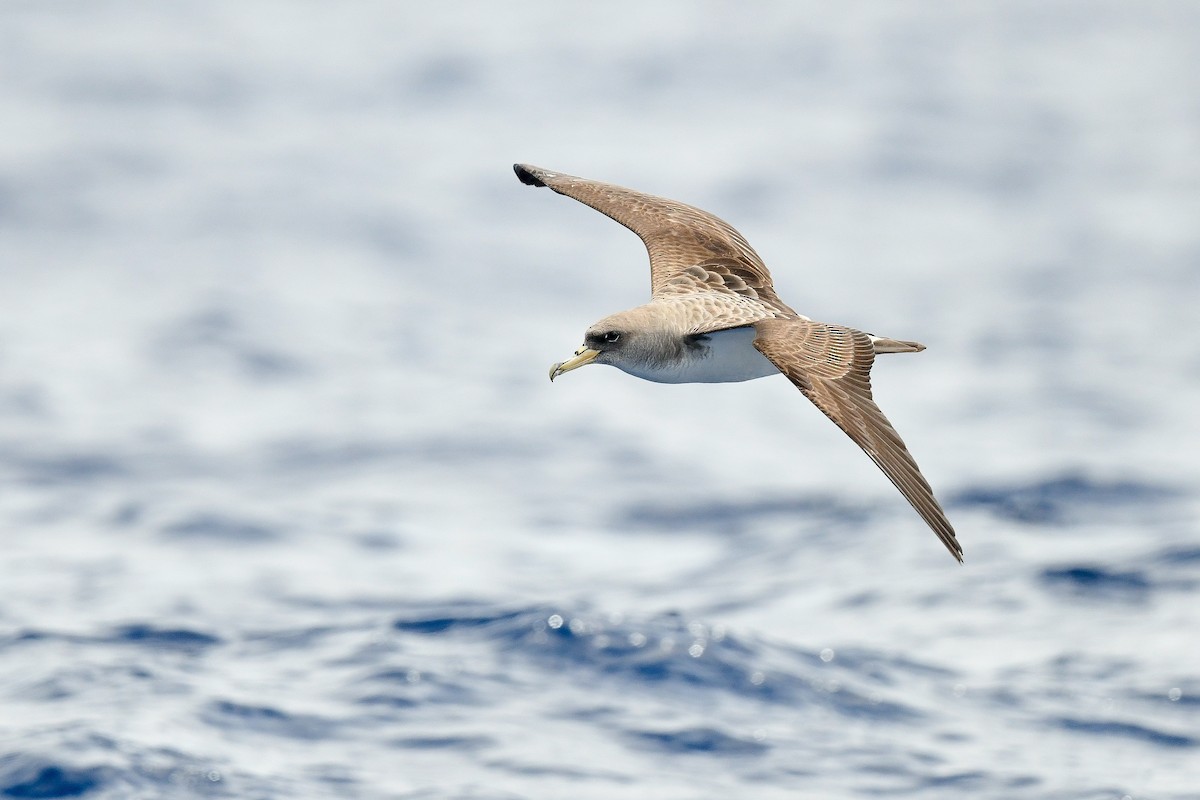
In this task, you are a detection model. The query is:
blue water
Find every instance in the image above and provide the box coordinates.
[2,3,1199,798]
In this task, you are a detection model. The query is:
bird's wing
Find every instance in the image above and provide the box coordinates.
[654,290,787,337]
[752,318,962,562]
[653,258,798,317]
[514,164,780,301]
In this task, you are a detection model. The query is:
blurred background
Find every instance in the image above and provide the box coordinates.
[1,2,1198,798]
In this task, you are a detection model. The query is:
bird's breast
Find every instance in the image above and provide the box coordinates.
[620,325,780,384]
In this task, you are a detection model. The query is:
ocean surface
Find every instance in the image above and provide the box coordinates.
[2,3,1199,798]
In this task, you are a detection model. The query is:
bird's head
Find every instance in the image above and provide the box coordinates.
[548,307,674,381]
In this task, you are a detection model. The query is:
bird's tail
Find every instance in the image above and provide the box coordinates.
[869,335,926,354]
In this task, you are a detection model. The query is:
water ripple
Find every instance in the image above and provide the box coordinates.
[390,602,925,721]
[0,763,104,799]
[107,624,222,653]
[1053,717,1197,749]
[1039,565,1153,602]
[952,473,1179,525]
[625,726,769,756]
[201,701,337,741]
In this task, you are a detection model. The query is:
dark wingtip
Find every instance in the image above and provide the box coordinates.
[513,163,546,187]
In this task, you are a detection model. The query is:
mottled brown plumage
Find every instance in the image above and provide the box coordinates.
[753,319,960,560]
[516,163,962,562]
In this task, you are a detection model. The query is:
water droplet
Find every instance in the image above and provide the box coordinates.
[749,670,766,685]
[1168,687,1182,701]
[628,631,646,647]
[406,669,421,683]
[688,643,704,658]
[547,614,563,629]
[819,648,835,663]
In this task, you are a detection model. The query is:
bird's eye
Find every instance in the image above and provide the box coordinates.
[602,331,621,343]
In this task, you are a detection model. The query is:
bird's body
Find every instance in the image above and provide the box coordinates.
[587,303,779,384]
[515,163,962,562]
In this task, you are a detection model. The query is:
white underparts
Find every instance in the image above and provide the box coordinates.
[618,326,780,384]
